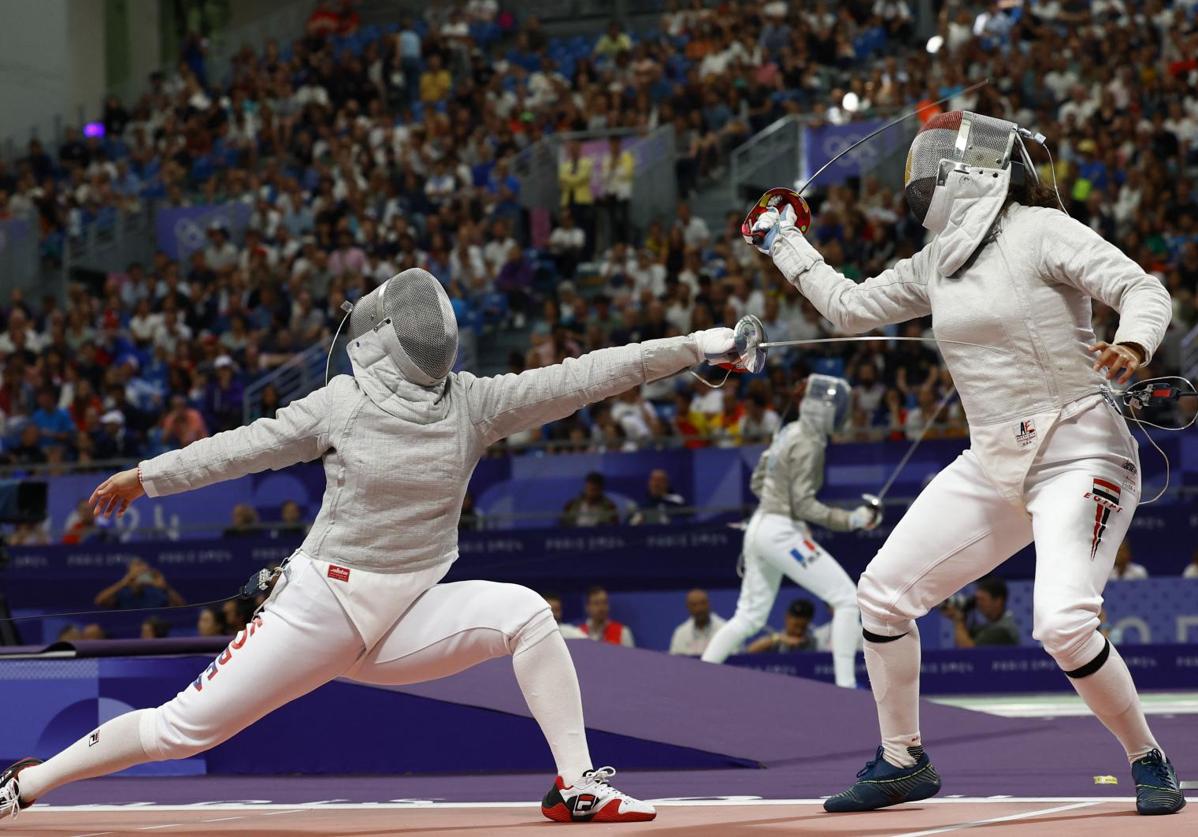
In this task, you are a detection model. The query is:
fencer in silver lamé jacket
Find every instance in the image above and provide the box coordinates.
[770,202,1171,501]
[138,330,703,573]
[749,416,854,531]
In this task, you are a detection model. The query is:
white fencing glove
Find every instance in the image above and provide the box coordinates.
[751,205,824,283]
[691,327,740,368]
[848,505,880,531]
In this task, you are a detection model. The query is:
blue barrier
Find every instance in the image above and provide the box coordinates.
[728,643,1198,693]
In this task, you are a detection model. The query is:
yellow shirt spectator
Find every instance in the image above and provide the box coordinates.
[420,67,452,103]
[559,153,595,207]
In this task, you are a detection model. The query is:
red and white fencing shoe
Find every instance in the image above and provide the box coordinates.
[541,766,656,823]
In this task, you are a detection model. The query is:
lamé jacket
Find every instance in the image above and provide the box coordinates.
[139,330,703,572]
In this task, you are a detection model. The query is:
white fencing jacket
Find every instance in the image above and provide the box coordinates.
[139,330,704,572]
[771,203,1171,504]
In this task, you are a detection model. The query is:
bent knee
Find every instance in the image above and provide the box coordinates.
[142,704,228,761]
[1034,609,1102,668]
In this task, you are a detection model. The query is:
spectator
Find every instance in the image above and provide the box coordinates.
[547,208,586,279]
[578,586,634,647]
[629,469,689,526]
[459,492,484,531]
[560,472,620,527]
[594,20,632,59]
[30,388,74,449]
[222,598,256,635]
[141,616,171,639]
[159,395,208,450]
[1110,542,1149,581]
[202,356,243,433]
[609,388,661,447]
[8,424,47,465]
[747,599,816,653]
[558,140,596,257]
[600,137,635,247]
[203,223,238,271]
[94,558,185,610]
[669,589,726,656]
[941,576,1020,648]
[224,503,261,537]
[1183,549,1198,579]
[62,498,109,544]
[197,607,226,637]
[270,500,308,538]
[80,624,107,641]
[544,592,586,639]
[738,392,781,443]
[419,53,452,104]
[675,201,710,249]
[93,410,138,460]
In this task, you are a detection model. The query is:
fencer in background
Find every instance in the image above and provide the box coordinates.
[701,375,878,689]
[749,111,1183,816]
[0,268,746,826]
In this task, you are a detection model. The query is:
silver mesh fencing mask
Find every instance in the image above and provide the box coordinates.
[347,268,458,386]
[904,111,1029,231]
[800,374,852,435]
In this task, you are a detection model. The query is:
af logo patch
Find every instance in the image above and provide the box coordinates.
[1015,419,1037,448]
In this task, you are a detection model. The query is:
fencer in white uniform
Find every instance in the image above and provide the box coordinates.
[749,111,1184,815]
[0,268,744,826]
[700,375,877,688]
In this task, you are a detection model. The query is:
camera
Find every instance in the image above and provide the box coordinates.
[938,593,975,614]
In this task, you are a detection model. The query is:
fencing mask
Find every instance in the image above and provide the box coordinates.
[904,110,1038,234]
[347,268,459,387]
[800,374,852,435]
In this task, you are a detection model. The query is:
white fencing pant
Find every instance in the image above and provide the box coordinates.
[701,511,860,688]
[17,556,585,803]
[857,400,1159,764]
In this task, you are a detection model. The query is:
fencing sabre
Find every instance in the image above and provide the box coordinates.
[860,386,957,521]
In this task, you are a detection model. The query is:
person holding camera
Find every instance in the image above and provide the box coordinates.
[93,559,185,610]
[940,577,1019,648]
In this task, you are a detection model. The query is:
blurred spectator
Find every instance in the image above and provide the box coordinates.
[62,498,110,544]
[629,469,689,526]
[544,592,586,640]
[270,500,308,539]
[594,20,632,59]
[547,208,586,278]
[94,559,185,609]
[459,492,485,531]
[610,388,662,447]
[57,625,83,642]
[141,616,171,639]
[93,410,138,460]
[747,599,816,653]
[197,607,226,637]
[942,577,1020,648]
[1110,542,1149,581]
[8,424,47,465]
[669,589,725,656]
[31,388,73,449]
[738,392,781,443]
[80,624,107,640]
[560,472,620,527]
[578,586,635,647]
[224,504,261,537]
[160,395,208,450]
[223,598,256,635]
[559,140,596,257]
[1184,549,1198,579]
[600,137,635,247]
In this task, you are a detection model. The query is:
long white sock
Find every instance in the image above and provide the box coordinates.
[17,710,153,802]
[1064,641,1161,763]
[831,605,860,689]
[863,626,922,768]
[513,630,592,786]
[699,616,754,664]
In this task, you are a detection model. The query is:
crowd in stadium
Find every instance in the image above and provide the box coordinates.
[0,0,1196,477]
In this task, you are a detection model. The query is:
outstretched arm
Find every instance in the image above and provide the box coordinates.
[465,331,732,447]
[768,227,933,334]
[91,382,339,517]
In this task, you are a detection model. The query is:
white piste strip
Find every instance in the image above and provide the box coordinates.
[28,796,1136,813]
[889,801,1100,837]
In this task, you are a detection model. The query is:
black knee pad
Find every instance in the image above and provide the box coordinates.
[1063,635,1111,679]
[862,628,908,644]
